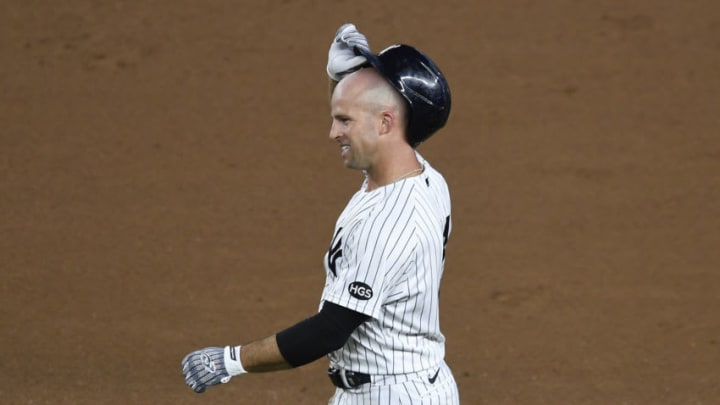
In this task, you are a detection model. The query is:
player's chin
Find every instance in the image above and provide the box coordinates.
[341,152,366,171]
[340,155,354,168]
[343,159,363,171]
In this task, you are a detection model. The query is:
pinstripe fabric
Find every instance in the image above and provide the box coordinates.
[327,361,460,405]
[320,153,458,402]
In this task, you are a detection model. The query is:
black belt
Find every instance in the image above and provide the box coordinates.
[328,367,371,389]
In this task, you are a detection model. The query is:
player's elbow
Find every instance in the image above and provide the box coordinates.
[276,302,369,368]
[324,332,352,353]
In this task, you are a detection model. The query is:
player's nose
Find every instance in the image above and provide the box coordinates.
[329,121,341,141]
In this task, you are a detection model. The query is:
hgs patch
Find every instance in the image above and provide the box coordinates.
[348,282,373,300]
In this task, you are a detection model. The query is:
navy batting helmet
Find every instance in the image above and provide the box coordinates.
[355,44,451,147]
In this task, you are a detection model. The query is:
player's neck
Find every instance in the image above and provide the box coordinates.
[365,150,422,192]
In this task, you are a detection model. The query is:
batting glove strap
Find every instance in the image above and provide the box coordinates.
[224,345,248,377]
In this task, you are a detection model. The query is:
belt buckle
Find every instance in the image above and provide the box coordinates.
[338,368,353,389]
[328,367,356,389]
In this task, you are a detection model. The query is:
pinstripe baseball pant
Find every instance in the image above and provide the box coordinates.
[327,361,460,405]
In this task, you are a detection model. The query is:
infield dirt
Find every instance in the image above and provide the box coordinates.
[2,1,719,404]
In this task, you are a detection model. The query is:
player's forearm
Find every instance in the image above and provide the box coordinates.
[242,303,369,372]
[239,334,292,373]
[182,304,368,394]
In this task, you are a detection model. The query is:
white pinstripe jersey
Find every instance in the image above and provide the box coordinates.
[320,153,452,375]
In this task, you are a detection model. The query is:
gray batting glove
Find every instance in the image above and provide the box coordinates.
[181,346,246,393]
[327,23,370,81]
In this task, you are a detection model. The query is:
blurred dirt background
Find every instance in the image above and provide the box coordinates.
[1,1,719,404]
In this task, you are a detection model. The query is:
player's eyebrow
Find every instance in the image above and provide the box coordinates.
[331,112,352,121]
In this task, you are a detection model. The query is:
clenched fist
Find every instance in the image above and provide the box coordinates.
[181,346,246,393]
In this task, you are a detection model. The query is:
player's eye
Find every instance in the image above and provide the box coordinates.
[334,116,351,126]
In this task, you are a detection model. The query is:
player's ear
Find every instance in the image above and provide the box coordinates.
[379,111,394,136]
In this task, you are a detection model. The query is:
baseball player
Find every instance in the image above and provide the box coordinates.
[181,23,459,404]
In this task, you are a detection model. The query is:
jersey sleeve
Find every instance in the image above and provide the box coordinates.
[322,191,419,319]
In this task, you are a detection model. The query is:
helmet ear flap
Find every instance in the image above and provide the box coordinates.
[356,44,451,147]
